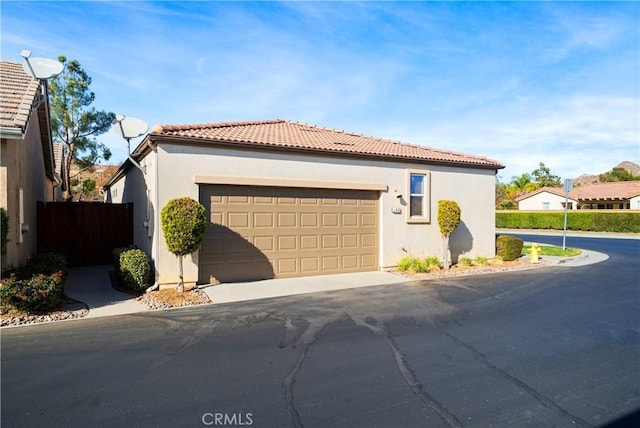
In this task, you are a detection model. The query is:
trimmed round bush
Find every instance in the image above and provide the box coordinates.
[119,249,151,292]
[496,235,524,261]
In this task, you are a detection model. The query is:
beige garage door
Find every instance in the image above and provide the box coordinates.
[198,185,379,283]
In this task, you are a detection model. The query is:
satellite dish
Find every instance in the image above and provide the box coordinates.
[21,50,63,80]
[112,115,149,140]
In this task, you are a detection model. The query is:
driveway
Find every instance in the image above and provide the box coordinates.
[2,236,638,427]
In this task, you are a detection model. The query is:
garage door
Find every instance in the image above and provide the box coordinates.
[198,185,379,283]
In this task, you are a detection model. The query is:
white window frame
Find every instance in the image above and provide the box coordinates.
[406,169,430,224]
[542,202,550,210]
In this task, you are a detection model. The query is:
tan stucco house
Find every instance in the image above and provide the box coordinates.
[1,61,59,270]
[516,181,640,210]
[104,119,503,286]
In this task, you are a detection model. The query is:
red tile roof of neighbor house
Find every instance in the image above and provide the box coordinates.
[569,181,640,200]
[515,186,567,201]
[0,61,41,131]
[150,119,503,169]
[517,181,640,201]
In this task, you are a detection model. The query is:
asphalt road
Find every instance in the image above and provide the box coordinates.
[2,236,639,428]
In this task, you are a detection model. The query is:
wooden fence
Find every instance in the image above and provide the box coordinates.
[37,202,133,266]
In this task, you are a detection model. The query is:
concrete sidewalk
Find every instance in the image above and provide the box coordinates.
[64,265,147,318]
[199,271,407,304]
[62,245,608,319]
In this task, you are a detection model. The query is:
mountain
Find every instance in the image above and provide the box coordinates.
[573,161,640,187]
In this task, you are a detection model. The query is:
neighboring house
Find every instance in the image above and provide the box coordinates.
[516,181,640,210]
[104,119,503,286]
[516,187,576,211]
[0,61,58,270]
[570,181,640,210]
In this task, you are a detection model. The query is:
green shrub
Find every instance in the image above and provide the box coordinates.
[112,247,131,270]
[118,249,151,292]
[0,251,67,313]
[397,255,442,273]
[1,272,65,313]
[496,211,640,233]
[1,208,8,254]
[496,235,524,261]
[24,251,67,277]
[458,257,473,266]
[473,256,489,266]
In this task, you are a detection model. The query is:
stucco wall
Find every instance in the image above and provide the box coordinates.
[518,192,575,211]
[630,195,640,209]
[105,152,160,282]
[108,142,498,285]
[147,143,497,284]
[0,118,54,269]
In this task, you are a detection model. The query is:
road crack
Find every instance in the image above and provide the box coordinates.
[435,324,594,428]
[349,315,463,428]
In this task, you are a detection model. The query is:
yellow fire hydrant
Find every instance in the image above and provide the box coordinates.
[529,243,540,264]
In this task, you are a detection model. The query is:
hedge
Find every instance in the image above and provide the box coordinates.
[496,211,640,233]
[496,235,524,261]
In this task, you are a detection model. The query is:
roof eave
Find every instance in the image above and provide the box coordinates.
[148,134,504,171]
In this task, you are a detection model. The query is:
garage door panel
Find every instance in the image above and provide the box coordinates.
[362,254,377,268]
[342,234,358,248]
[361,213,376,227]
[342,255,358,269]
[253,236,274,251]
[300,213,318,227]
[277,258,297,275]
[342,213,358,227]
[278,213,297,227]
[254,212,274,228]
[322,213,339,227]
[301,235,318,250]
[278,236,297,251]
[228,212,249,228]
[199,185,378,283]
[300,257,319,273]
[361,234,377,248]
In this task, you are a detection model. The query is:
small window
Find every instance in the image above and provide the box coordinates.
[542,202,550,210]
[410,174,425,217]
[406,170,430,223]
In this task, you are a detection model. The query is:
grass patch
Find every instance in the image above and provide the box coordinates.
[522,245,581,257]
[397,255,442,273]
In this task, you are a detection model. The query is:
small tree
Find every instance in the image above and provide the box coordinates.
[531,162,562,187]
[49,55,115,201]
[437,200,461,270]
[160,197,207,292]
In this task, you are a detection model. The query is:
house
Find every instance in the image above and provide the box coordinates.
[570,181,640,210]
[0,61,59,270]
[516,181,640,210]
[104,119,503,286]
[516,187,576,211]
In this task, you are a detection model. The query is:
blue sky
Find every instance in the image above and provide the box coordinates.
[2,1,638,181]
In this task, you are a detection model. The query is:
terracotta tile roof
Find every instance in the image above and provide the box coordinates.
[0,61,40,131]
[515,186,567,201]
[151,119,503,169]
[516,181,640,202]
[52,142,64,176]
[570,181,640,200]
